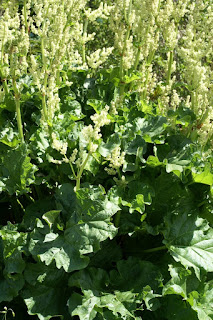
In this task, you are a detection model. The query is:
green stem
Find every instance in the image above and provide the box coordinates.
[65,154,77,179]
[119,0,132,81]
[12,79,24,142]
[23,0,28,34]
[1,25,5,66]
[70,162,77,179]
[41,71,49,123]
[119,26,131,81]
[166,50,173,85]
[82,17,88,64]
[191,91,195,111]
[147,50,155,65]
[126,0,132,23]
[199,107,209,126]
[75,152,91,191]
[142,245,167,253]
[117,168,122,179]
[41,94,48,120]
[0,74,9,94]
[25,192,35,203]
[134,46,141,71]
[142,66,150,101]
[17,198,25,213]
[15,100,24,142]
[129,46,141,92]
[119,83,126,102]
[56,69,60,86]
[40,16,51,126]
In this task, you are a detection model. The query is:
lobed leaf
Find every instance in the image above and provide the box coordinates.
[163,212,213,280]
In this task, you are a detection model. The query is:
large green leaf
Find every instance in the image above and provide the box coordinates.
[146,171,196,228]
[68,259,162,317]
[108,182,154,215]
[68,267,109,293]
[0,144,37,195]
[68,263,154,319]
[134,116,167,143]
[23,285,69,320]
[29,185,119,272]
[0,274,24,303]
[99,133,120,157]
[163,212,213,279]
[125,135,146,156]
[68,289,138,320]
[110,257,161,294]
[68,290,99,320]
[55,183,78,219]
[192,166,213,186]
[89,239,122,269]
[29,224,89,273]
[0,125,19,147]
[22,197,56,230]
[163,295,198,320]
[22,262,70,320]
[187,281,213,320]
[0,226,26,302]
[0,227,27,275]
[99,291,138,319]
[163,264,192,298]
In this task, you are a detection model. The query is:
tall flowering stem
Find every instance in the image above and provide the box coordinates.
[166,50,173,85]
[119,25,131,81]
[12,78,24,142]
[75,151,91,191]
[82,17,88,64]
[23,0,29,34]
[0,72,9,95]
[0,25,9,95]
[133,45,141,71]
[119,0,132,81]
[40,14,49,125]
[142,50,155,100]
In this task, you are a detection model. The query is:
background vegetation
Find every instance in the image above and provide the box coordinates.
[0,0,212,319]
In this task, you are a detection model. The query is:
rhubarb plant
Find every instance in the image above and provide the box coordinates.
[0,0,212,319]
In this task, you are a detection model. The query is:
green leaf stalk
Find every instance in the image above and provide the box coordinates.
[12,78,24,142]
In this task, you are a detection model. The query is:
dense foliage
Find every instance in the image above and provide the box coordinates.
[0,0,213,319]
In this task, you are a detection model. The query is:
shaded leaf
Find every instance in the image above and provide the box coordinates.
[23,262,70,320]
[163,212,213,279]
[0,274,24,303]
[0,144,37,195]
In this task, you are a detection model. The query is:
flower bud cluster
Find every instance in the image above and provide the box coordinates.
[46,75,61,122]
[84,3,114,22]
[170,89,181,110]
[69,149,78,164]
[68,147,87,170]
[105,146,125,176]
[51,132,68,156]
[176,1,213,142]
[1,0,212,147]
[0,2,29,81]
[82,106,111,152]
[87,47,114,69]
